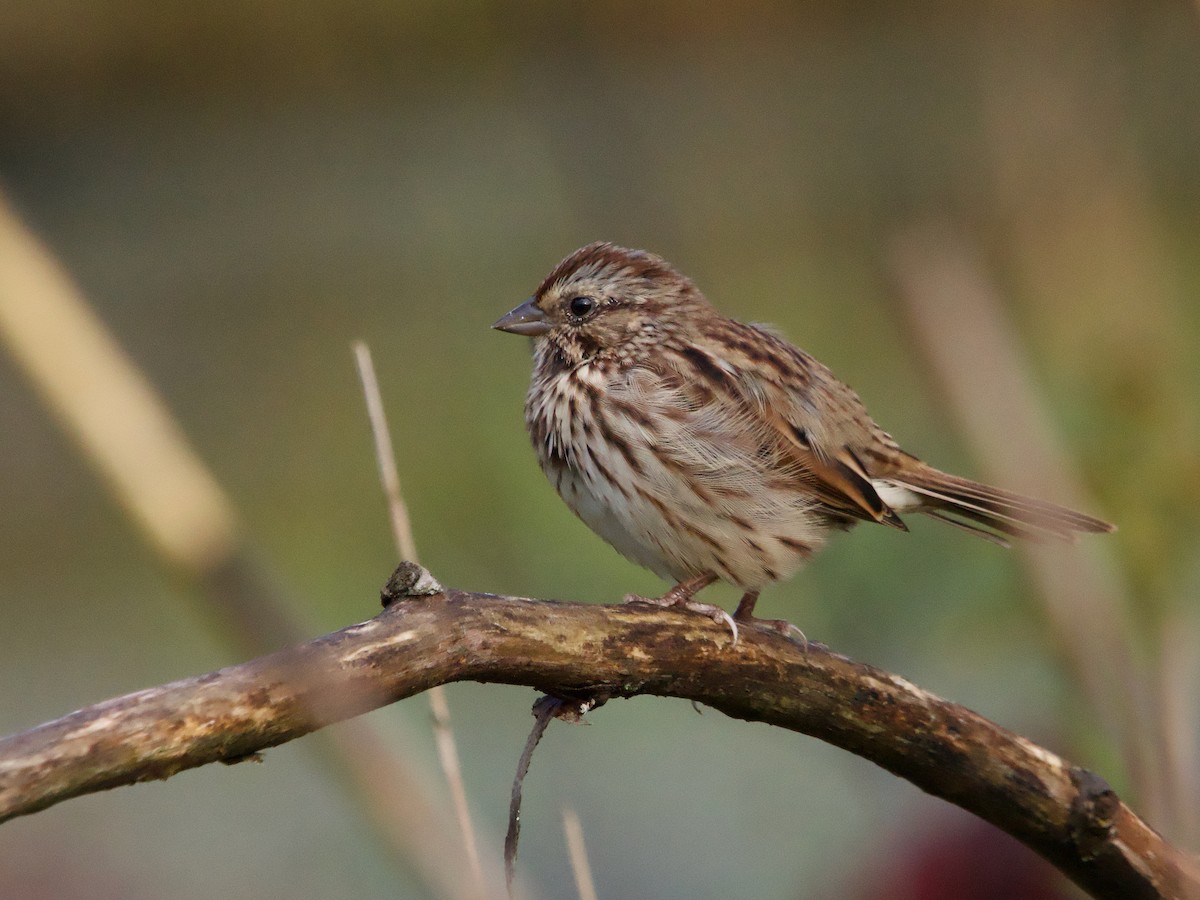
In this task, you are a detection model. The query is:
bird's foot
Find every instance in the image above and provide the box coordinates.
[624,575,737,646]
[624,594,740,648]
[733,591,808,651]
[738,616,809,652]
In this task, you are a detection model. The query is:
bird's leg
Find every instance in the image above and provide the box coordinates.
[624,574,738,646]
[733,590,759,619]
[733,591,808,650]
[624,573,717,606]
[660,573,719,605]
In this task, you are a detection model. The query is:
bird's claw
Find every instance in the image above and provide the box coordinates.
[734,614,808,652]
[707,605,740,647]
[779,621,808,652]
[624,593,739,647]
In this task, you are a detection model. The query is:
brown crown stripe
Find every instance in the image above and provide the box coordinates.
[536,241,686,301]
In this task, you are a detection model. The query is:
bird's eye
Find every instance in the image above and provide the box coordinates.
[568,296,597,319]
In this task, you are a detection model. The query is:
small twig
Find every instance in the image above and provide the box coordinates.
[354,341,487,895]
[1,582,1195,900]
[562,808,599,900]
[506,697,561,894]
[505,695,604,894]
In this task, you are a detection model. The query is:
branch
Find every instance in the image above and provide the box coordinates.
[0,189,489,900]
[1,577,1195,900]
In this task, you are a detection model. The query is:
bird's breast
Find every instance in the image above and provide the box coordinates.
[524,361,828,589]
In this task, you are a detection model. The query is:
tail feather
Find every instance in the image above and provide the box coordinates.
[924,504,1048,544]
[924,509,1014,548]
[890,465,1114,544]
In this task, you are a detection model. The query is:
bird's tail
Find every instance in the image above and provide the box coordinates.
[879,464,1114,548]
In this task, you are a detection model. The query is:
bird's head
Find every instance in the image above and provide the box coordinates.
[492,242,708,367]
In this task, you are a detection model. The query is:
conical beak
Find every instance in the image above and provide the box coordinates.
[492,298,551,336]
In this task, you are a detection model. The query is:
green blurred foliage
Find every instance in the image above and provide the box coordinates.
[1,2,1196,898]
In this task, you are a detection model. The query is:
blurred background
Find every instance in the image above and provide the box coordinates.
[1,1,1197,898]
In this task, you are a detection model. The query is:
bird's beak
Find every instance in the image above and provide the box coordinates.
[492,298,551,336]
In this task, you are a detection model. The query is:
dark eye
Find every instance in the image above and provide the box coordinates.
[568,296,597,319]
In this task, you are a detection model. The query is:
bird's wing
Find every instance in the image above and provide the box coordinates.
[679,320,909,530]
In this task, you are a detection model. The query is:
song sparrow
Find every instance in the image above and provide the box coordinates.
[494,242,1112,641]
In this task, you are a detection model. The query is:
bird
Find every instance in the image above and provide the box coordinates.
[493,242,1113,642]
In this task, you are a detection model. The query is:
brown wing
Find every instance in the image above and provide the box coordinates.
[680,320,909,530]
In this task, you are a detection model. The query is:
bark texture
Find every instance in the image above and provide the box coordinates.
[0,575,1195,899]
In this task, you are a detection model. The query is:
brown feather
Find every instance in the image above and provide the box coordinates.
[504,241,1115,600]
[891,463,1115,542]
[709,322,910,531]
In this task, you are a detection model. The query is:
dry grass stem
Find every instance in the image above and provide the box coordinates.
[561,808,599,900]
[353,340,419,562]
[0,190,236,572]
[354,340,489,895]
[889,222,1162,818]
[1158,610,1200,848]
[0,193,479,900]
